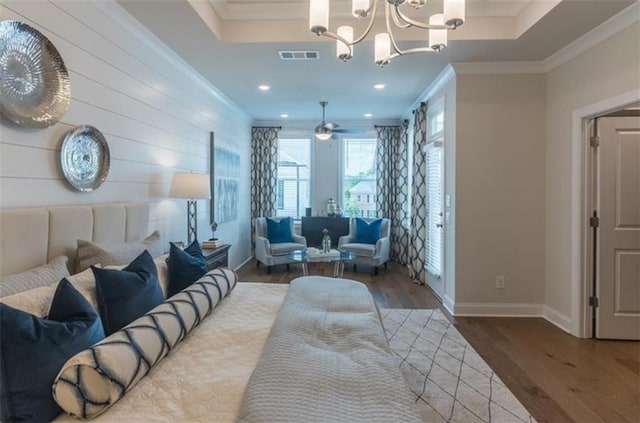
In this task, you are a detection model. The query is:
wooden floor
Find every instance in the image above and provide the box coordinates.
[237,259,640,423]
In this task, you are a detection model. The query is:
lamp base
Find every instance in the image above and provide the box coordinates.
[187,200,198,245]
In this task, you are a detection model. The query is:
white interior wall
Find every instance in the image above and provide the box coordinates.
[0,1,252,268]
[454,73,546,312]
[544,22,640,334]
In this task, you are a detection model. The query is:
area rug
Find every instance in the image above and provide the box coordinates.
[381,309,537,423]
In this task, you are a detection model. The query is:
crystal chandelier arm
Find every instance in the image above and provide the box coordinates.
[393,5,454,30]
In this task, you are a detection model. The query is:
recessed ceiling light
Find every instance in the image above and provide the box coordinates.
[364,113,373,118]
[373,83,385,90]
[258,84,270,91]
[280,113,289,118]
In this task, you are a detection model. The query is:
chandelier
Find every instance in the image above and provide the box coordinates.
[309,0,465,66]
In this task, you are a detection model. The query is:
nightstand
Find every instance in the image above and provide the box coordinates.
[201,244,231,271]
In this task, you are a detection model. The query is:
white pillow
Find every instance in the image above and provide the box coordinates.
[0,256,70,297]
[0,285,57,317]
[76,231,163,272]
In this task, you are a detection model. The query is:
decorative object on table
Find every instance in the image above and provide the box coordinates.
[321,228,331,253]
[169,171,211,245]
[335,204,342,217]
[210,220,218,241]
[0,20,71,127]
[202,239,227,249]
[326,197,337,217]
[60,125,110,192]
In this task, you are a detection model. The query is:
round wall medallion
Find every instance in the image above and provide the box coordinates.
[0,20,71,127]
[60,125,110,192]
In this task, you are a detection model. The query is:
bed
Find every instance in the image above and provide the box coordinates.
[0,202,420,422]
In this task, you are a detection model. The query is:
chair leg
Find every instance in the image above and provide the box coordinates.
[256,261,260,268]
[286,263,290,271]
[268,266,272,275]
[374,266,379,276]
[353,264,357,273]
[384,262,388,269]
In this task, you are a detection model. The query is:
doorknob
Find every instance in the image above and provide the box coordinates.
[436,223,443,228]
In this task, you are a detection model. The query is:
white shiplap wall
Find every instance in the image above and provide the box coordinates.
[0,0,253,268]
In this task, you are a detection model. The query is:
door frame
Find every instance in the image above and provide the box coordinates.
[571,89,640,338]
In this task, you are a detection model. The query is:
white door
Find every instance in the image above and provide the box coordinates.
[596,116,640,340]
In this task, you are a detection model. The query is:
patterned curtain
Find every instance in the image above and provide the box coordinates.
[250,127,279,250]
[409,103,428,285]
[376,125,410,264]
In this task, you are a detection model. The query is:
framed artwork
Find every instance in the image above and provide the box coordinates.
[210,132,240,225]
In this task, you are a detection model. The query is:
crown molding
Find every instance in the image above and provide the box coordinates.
[403,64,456,119]
[93,1,251,124]
[452,61,545,75]
[543,2,639,73]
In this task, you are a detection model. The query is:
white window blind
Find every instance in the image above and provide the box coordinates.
[425,142,443,277]
[342,138,377,218]
[276,138,310,218]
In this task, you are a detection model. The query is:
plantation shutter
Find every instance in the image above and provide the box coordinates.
[425,142,443,277]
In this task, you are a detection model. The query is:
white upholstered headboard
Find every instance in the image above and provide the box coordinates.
[0,203,150,277]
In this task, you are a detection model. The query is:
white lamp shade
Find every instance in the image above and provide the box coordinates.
[337,26,353,59]
[352,0,369,17]
[443,0,465,26]
[309,0,329,32]
[374,33,391,64]
[429,14,447,50]
[169,172,211,199]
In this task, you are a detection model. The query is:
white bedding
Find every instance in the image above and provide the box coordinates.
[54,282,289,423]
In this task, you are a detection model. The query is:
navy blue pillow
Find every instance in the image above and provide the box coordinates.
[0,279,104,422]
[266,217,294,243]
[92,250,164,335]
[166,240,208,297]
[353,218,383,244]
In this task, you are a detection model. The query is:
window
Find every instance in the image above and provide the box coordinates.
[425,143,443,277]
[276,181,284,210]
[342,138,377,218]
[276,138,311,219]
[425,99,445,278]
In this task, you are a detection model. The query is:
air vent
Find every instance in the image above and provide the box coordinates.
[278,51,320,60]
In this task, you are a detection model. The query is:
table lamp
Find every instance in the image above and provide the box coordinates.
[169,171,211,245]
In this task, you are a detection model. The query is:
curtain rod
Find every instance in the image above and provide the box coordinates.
[252,126,282,129]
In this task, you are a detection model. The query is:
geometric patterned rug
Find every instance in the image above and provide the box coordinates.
[381,309,537,423]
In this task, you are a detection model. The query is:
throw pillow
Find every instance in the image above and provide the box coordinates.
[266,217,294,244]
[92,250,164,335]
[353,218,383,245]
[0,280,104,422]
[0,255,69,297]
[76,231,163,272]
[166,241,208,297]
[52,268,238,420]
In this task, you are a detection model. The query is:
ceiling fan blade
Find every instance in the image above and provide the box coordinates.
[325,122,339,130]
[332,128,366,135]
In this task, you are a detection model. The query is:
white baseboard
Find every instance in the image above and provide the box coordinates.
[542,305,573,334]
[452,302,544,317]
[234,256,253,272]
[443,295,455,316]
[445,300,575,335]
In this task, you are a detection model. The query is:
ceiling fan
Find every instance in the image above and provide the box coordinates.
[314,101,365,140]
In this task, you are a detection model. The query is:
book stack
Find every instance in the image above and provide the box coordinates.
[202,239,227,249]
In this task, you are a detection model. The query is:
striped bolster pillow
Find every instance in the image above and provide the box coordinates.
[52,268,237,420]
